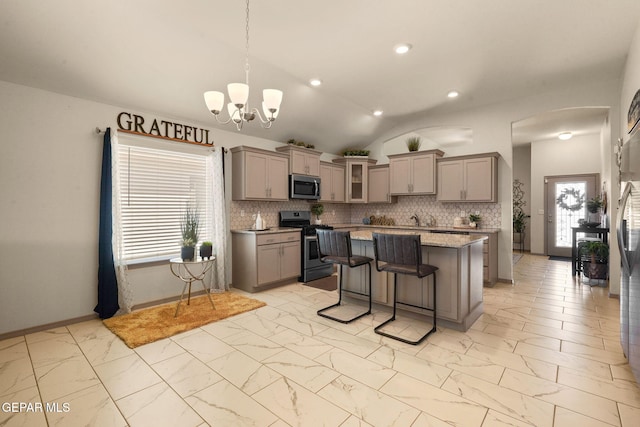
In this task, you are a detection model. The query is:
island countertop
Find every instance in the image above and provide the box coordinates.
[349,229,487,249]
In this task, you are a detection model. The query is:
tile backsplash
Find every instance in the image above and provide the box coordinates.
[230,196,500,229]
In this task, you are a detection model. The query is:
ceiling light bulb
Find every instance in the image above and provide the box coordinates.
[558,132,573,140]
[394,43,412,54]
[447,90,459,98]
[373,110,383,117]
[309,79,322,87]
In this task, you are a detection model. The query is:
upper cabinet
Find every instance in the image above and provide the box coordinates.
[368,165,396,204]
[319,161,346,203]
[389,150,444,196]
[333,157,377,203]
[275,145,321,176]
[231,146,289,201]
[437,153,499,202]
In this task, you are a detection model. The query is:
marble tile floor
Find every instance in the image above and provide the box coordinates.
[1,254,640,426]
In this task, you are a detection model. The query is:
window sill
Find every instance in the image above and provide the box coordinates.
[125,255,175,269]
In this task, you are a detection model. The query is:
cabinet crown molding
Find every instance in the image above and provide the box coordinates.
[387,149,444,159]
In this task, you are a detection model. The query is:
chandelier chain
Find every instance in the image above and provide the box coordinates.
[244,0,250,85]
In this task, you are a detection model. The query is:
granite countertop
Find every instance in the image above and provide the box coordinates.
[349,229,487,248]
[231,227,299,235]
[330,223,501,234]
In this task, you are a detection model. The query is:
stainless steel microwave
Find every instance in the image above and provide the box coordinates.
[289,174,321,200]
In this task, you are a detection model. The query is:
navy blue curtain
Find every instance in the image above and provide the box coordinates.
[95,128,120,318]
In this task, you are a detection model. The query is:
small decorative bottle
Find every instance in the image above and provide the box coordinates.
[255,211,263,230]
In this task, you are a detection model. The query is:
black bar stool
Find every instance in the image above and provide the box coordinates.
[372,232,438,345]
[316,229,373,323]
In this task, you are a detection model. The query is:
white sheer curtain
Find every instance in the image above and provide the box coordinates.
[110,130,133,313]
[207,148,229,291]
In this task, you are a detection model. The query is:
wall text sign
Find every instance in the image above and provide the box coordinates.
[116,112,213,145]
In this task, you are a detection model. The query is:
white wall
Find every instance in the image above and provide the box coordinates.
[614,18,640,296]
[529,134,603,254]
[0,80,288,335]
[365,77,621,284]
[513,145,531,251]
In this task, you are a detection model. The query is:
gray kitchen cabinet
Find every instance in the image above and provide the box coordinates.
[231,146,289,201]
[437,153,499,202]
[276,145,321,176]
[389,150,444,195]
[340,240,388,304]
[231,231,301,292]
[333,157,377,203]
[338,230,485,331]
[368,165,396,203]
[319,161,346,203]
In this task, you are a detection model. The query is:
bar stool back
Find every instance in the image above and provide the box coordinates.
[372,232,438,344]
[316,229,372,323]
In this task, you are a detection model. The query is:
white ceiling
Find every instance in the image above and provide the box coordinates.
[1,0,639,154]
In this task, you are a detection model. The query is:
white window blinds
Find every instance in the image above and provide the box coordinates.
[118,144,211,261]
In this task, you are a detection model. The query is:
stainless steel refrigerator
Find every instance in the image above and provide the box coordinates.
[618,133,640,381]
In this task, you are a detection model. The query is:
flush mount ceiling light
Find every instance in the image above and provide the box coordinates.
[204,0,282,131]
[309,78,322,87]
[558,132,573,140]
[394,43,412,54]
[447,90,459,99]
[373,110,383,117]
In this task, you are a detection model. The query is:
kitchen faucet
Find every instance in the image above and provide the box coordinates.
[410,213,420,227]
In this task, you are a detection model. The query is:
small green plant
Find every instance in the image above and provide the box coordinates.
[586,195,603,213]
[310,203,324,219]
[579,241,609,263]
[201,241,212,247]
[406,136,421,152]
[469,213,481,223]
[181,207,199,247]
[341,148,370,156]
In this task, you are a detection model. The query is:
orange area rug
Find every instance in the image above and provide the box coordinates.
[103,292,266,348]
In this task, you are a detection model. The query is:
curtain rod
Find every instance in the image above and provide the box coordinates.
[94,127,227,153]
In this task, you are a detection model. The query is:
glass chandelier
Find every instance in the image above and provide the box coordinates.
[204,0,283,131]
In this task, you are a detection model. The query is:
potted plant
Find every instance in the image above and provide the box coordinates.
[180,207,199,261]
[200,241,213,259]
[579,240,609,280]
[310,203,324,224]
[469,213,481,228]
[406,136,421,152]
[513,179,529,246]
[341,148,370,157]
[586,195,603,224]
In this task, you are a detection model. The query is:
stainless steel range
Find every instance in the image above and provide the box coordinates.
[279,210,334,282]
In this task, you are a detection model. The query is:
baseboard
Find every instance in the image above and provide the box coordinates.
[0,314,99,341]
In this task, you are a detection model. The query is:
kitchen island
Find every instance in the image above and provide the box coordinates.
[338,228,486,332]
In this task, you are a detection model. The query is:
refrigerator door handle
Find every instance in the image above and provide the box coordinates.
[618,181,632,275]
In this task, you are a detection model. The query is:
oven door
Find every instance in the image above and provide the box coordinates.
[304,236,324,270]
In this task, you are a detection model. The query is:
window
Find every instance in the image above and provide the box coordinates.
[118,143,211,262]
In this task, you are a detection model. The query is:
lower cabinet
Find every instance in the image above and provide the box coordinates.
[340,239,483,330]
[232,231,301,292]
[341,240,388,303]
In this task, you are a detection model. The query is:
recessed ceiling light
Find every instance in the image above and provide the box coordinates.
[447,90,459,99]
[309,78,322,87]
[558,132,573,140]
[373,110,383,117]
[394,43,412,55]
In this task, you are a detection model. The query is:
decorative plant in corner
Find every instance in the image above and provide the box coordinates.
[310,203,324,224]
[200,241,213,260]
[180,207,199,261]
[579,240,609,280]
[513,179,529,245]
[406,136,422,152]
